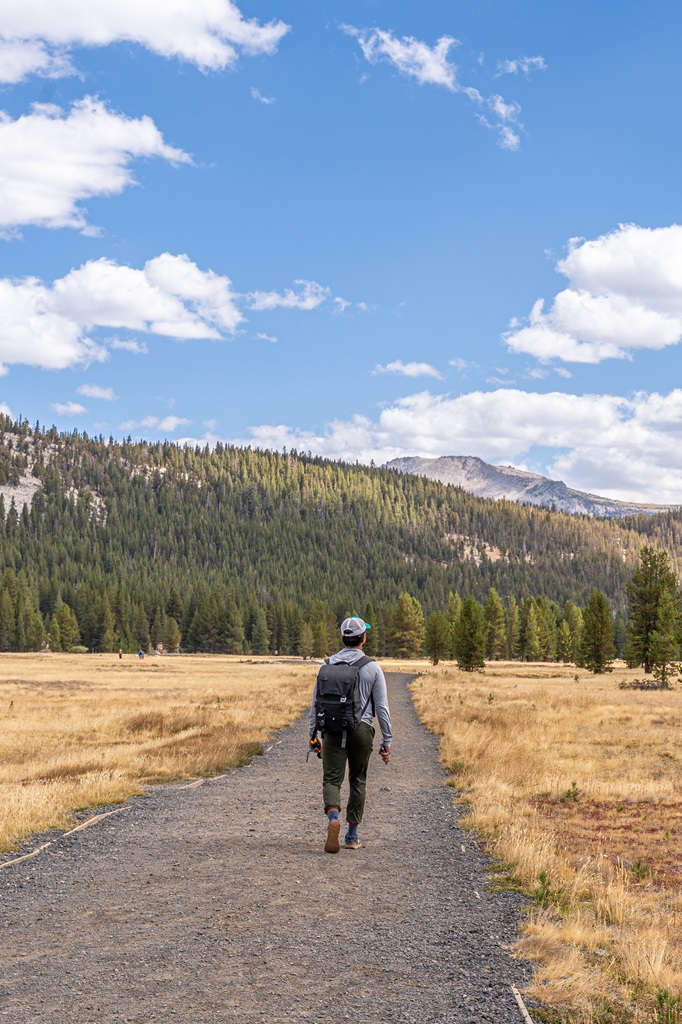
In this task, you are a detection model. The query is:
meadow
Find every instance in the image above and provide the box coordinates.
[4,651,682,1022]
[412,662,682,1024]
[0,653,312,855]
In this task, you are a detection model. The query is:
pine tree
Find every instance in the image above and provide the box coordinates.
[536,599,558,662]
[225,599,245,654]
[164,617,182,653]
[484,588,507,660]
[557,620,572,662]
[390,593,425,659]
[14,592,27,651]
[563,601,584,665]
[49,615,61,652]
[425,611,450,665]
[99,593,116,652]
[0,589,14,651]
[150,606,165,649]
[445,592,462,660]
[312,617,328,658]
[581,589,615,674]
[626,546,680,673]
[133,604,150,650]
[453,596,486,671]
[505,596,520,659]
[251,607,270,655]
[650,588,681,687]
[363,602,378,656]
[53,603,80,651]
[521,600,541,661]
[298,622,314,659]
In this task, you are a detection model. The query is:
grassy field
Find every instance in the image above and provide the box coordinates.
[412,661,682,1023]
[6,651,682,1020]
[0,653,313,855]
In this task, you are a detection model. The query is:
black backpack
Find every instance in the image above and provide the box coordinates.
[314,655,374,747]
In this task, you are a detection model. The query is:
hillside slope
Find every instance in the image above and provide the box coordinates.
[2,418,682,652]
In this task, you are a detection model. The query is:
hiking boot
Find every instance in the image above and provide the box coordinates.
[324,817,341,854]
[344,833,363,850]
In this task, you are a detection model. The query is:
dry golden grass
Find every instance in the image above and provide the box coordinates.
[412,661,682,1024]
[0,653,313,855]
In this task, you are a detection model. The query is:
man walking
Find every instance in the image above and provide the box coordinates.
[309,616,392,853]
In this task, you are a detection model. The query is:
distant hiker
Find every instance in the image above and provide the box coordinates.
[118,649,122,660]
[138,648,144,660]
[309,616,392,853]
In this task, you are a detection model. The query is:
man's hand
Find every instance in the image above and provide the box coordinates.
[379,744,391,764]
[309,735,322,759]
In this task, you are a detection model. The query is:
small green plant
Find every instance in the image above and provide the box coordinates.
[631,858,652,880]
[574,674,581,683]
[8,700,13,710]
[487,693,495,705]
[655,987,681,1024]
[533,870,565,908]
[616,804,625,812]
[664,830,671,842]
[564,780,580,802]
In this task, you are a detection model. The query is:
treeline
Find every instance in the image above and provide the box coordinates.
[422,588,618,674]
[0,564,623,667]
[1,418,682,658]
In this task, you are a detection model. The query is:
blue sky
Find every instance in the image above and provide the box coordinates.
[1,0,682,501]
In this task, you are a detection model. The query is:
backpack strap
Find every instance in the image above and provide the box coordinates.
[355,654,375,722]
[354,654,373,669]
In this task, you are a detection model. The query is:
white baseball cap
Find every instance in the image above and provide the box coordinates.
[340,616,371,638]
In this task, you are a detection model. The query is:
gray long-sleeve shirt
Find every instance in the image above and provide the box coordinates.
[308,647,393,747]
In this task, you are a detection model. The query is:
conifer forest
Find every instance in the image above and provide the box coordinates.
[2,417,682,664]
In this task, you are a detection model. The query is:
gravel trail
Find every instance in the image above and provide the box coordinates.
[0,673,530,1023]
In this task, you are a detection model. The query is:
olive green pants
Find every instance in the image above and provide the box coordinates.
[322,722,375,824]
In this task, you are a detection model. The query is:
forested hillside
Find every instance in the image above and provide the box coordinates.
[1,416,682,655]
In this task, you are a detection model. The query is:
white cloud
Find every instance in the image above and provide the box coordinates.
[555,367,572,378]
[246,279,331,311]
[0,256,351,373]
[77,384,116,401]
[250,87,275,105]
[333,297,352,315]
[497,126,520,150]
[0,39,74,83]
[110,338,148,354]
[342,25,461,91]
[231,386,682,503]
[449,357,478,372]
[496,56,547,78]
[343,25,533,149]
[0,254,242,372]
[121,415,191,433]
[372,360,443,380]
[52,401,86,415]
[0,97,191,233]
[0,1,290,82]
[0,403,13,418]
[255,332,278,343]
[0,275,107,371]
[477,112,521,150]
[505,224,682,363]
[488,94,521,121]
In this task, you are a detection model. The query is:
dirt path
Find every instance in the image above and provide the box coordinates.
[0,673,529,1023]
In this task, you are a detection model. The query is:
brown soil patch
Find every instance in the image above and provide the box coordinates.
[534,796,682,889]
